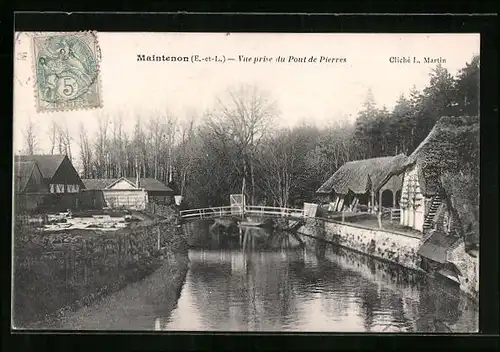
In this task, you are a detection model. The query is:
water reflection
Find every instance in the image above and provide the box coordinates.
[48,222,478,332]
[164,239,478,332]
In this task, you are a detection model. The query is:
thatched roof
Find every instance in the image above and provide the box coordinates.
[392,115,479,196]
[316,154,407,195]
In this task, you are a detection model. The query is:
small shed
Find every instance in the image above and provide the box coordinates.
[418,231,463,283]
[81,177,174,210]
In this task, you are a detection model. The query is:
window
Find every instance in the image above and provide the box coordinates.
[66,184,79,193]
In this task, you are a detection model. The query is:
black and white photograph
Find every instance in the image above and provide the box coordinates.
[12,31,480,332]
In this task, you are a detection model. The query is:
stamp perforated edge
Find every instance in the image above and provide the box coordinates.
[31,31,103,114]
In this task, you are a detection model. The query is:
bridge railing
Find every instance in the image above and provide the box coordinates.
[179,206,238,219]
[244,206,305,218]
[180,205,306,220]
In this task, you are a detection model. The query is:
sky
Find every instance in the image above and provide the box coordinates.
[13,32,480,162]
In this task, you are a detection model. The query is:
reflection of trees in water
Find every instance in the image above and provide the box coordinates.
[246,251,299,327]
[331,245,473,332]
[383,293,414,332]
[187,249,300,330]
[359,282,381,332]
[187,261,236,327]
[291,244,472,332]
[413,278,462,332]
[183,242,476,332]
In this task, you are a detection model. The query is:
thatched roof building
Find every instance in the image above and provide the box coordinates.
[316,154,407,196]
[390,115,479,197]
[395,115,479,244]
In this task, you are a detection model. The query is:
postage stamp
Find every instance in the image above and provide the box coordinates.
[31,32,102,113]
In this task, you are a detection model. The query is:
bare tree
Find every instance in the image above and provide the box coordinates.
[23,118,37,155]
[59,120,73,161]
[208,84,278,204]
[78,123,93,178]
[94,114,110,178]
[111,114,124,177]
[174,112,199,196]
[258,127,314,207]
[48,119,59,155]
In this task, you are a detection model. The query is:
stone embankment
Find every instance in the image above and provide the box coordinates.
[13,207,188,328]
[297,218,423,271]
[297,217,479,301]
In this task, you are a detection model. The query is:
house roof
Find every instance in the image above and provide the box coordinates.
[125,177,174,192]
[82,177,174,193]
[15,154,66,180]
[417,231,461,264]
[392,115,479,196]
[82,178,117,190]
[14,161,37,193]
[316,154,407,195]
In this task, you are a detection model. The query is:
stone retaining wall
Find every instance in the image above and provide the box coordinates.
[297,218,479,300]
[297,218,423,271]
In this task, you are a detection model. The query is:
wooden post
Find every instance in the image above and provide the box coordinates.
[83,240,88,284]
[243,228,248,251]
[371,191,375,214]
[157,226,161,250]
[103,241,106,263]
[72,247,76,282]
[65,250,69,288]
[118,237,122,265]
[392,191,396,209]
[123,237,127,259]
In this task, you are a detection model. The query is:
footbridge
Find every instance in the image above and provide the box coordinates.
[179,205,308,221]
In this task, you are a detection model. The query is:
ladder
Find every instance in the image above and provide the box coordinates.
[423,195,442,231]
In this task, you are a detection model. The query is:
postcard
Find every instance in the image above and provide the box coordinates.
[12,31,480,332]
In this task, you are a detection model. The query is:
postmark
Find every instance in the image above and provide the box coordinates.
[32,32,102,113]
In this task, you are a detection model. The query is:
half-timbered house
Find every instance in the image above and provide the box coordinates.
[14,154,85,211]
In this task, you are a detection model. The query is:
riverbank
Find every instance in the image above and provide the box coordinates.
[46,252,189,330]
[13,211,189,329]
[297,217,479,302]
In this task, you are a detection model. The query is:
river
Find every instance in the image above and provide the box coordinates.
[49,226,478,332]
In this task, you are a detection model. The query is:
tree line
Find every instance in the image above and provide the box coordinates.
[22,55,479,209]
